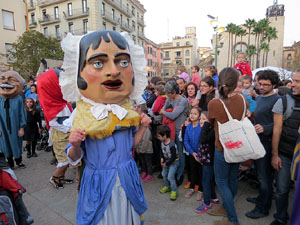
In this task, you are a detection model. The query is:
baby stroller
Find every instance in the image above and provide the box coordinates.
[37,125,51,152]
[238,160,259,189]
[0,158,34,225]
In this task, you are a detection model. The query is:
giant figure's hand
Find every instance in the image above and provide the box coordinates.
[69,129,85,148]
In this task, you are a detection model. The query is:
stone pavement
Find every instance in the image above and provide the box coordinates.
[14,149,294,225]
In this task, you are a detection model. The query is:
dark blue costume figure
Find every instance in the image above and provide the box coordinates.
[0,71,26,168]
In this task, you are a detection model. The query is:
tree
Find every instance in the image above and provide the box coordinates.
[9,30,64,80]
[244,19,256,50]
[231,24,239,67]
[246,44,256,69]
[238,28,247,51]
[260,42,269,67]
[226,23,235,67]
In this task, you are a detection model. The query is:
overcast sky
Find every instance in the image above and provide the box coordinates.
[139,0,300,47]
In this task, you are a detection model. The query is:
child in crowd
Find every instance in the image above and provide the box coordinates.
[204,65,218,88]
[24,98,42,158]
[152,85,167,116]
[182,118,192,189]
[146,86,157,108]
[184,108,203,201]
[177,65,190,82]
[185,82,199,108]
[234,52,252,76]
[195,111,219,213]
[242,75,254,98]
[176,77,186,96]
[135,103,154,182]
[157,125,179,201]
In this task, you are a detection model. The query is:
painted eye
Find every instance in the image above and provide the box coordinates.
[120,60,129,68]
[93,61,103,69]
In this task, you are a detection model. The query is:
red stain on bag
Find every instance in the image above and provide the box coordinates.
[225,141,243,149]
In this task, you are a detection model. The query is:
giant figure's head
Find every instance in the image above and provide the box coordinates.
[0,71,23,98]
[77,31,134,104]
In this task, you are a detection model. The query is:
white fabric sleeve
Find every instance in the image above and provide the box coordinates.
[66,146,83,166]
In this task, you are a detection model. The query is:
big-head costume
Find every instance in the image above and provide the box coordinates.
[0,71,26,167]
[60,30,148,225]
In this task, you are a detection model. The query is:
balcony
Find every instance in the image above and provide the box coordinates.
[120,22,133,32]
[137,17,145,27]
[48,32,63,40]
[102,0,132,18]
[64,8,89,20]
[73,28,89,35]
[29,21,37,28]
[39,14,60,26]
[38,0,68,7]
[101,11,119,25]
[137,31,145,40]
[28,2,35,11]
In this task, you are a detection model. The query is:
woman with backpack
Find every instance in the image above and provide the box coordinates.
[207,67,249,225]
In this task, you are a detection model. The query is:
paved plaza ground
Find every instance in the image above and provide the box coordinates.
[14,149,294,225]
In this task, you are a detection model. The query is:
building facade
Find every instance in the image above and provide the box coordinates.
[159,27,199,77]
[144,38,163,77]
[0,0,27,71]
[27,0,146,46]
[215,2,285,72]
[283,46,294,71]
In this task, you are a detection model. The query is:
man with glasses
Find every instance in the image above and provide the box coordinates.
[246,70,280,219]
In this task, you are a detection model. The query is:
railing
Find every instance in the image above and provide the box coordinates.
[29,21,37,28]
[102,0,132,18]
[39,14,60,25]
[38,0,68,7]
[63,8,89,20]
[120,22,133,32]
[137,31,145,39]
[101,11,119,25]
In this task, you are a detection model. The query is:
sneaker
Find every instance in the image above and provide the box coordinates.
[32,153,38,157]
[27,153,32,158]
[17,163,26,169]
[195,201,212,214]
[207,205,227,217]
[140,172,147,180]
[143,175,154,181]
[160,186,171,194]
[270,220,286,225]
[185,189,195,198]
[194,185,199,192]
[196,191,203,201]
[184,181,191,189]
[170,191,177,201]
[211,198,220,206]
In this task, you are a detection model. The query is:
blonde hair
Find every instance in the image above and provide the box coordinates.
[177,65,187,73]
[236,52,246,58]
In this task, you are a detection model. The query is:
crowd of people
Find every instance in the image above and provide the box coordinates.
[0,31,300,225]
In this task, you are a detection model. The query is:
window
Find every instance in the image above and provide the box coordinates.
[176,60,182,65]
[29,0,34,8]
[127,18,129,26]
[132,20,135,31]
[148,59,152,66]
[102,21,106,30]
[5,43,14,63]
[83,19,88,33]
[185,49,190,56]
[132,35,136,43]
[176,42,180,46]
[148,47,152,54]
[68,22,74,34]
[131,6,135,16]
[101,3,105,15]
[113,26,116,31]
[185,58,190,65]
[68,3,72,16]
[82,0,87,13]
[160,53,163,59]
[165,51,169,58]
[2,10,15,30]
[287,61,291,66]
[287,53,292,60]
[176,51,181,58]
[44,27,48,37]
[120,14,123,25]
[164,69,169,76]
[112,9,115,20]
[186,41,190,45]
[137,12,139,19]
[31,13,35,23]
[55,25,60,39]
[54,6,59,19]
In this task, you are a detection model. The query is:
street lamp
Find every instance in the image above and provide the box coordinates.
[208,15,224,69]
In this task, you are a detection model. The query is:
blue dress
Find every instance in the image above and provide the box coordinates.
[0,95,26,158]
[76,127,147,225]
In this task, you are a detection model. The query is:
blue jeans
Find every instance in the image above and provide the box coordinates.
[202,164,217,205]
[214,149,239,224]
[254,138,273,214]
[175,133,185,180]
[162,160,179,192]
[274,154,292,223]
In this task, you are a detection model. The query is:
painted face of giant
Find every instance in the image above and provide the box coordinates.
[78,32,134,104]
[0,71,23,98]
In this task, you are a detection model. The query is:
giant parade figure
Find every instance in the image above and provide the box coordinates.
[59,30,150,225]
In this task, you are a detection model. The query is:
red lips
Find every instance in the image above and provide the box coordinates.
[102,79,123,90]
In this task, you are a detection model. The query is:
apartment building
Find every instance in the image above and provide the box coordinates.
[144,38,163,77]
[0,0,27,71]
[27,0,146,46]
[159,27,199,77]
